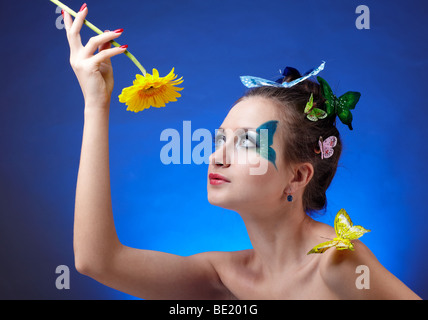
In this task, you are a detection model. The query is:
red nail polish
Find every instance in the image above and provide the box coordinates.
[113,28,124,33]
[79,3,87,12]
[120,45,128,49]
[61,9,64,17]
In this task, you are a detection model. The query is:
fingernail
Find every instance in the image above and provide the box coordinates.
[61,9,64,17]
[113,28,124,33]
[120,45,128,49]
[79,3,87,12]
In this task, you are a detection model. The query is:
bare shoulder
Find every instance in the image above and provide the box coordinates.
[318,240,421,299]
[195,249,254,299]
[195,249,252,267]
[199,249,254,278]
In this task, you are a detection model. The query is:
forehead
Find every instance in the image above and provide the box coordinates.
[220,96,279,130]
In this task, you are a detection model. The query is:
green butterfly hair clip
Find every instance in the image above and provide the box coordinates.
[304,93,327,121]
[317,76,361,130]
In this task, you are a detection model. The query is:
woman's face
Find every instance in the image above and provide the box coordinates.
[207,96,292,213]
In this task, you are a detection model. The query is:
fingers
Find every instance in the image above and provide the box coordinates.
[61,4,127,69]
[63,6,88,54]
[96,31,113,67]
[98,30,112,53]
[83,30,124,58]
[63,10,73,32]
[98,41,112,55]
[68,5,88,46]
[90,45,127,66]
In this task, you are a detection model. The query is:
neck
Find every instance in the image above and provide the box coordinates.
[238,200,314,276]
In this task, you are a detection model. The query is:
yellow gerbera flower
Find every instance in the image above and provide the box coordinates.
[50,0,183,113]
[119,68,184,112]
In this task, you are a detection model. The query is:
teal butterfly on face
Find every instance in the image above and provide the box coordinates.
[240,61,325,89]
[304,93,327,121]
[256,120,278,169]
[316,76,361,130]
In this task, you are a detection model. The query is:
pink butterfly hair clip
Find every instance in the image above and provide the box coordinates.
[315,136,337,159]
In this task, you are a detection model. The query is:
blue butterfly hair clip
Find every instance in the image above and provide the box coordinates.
[240,61,326,89]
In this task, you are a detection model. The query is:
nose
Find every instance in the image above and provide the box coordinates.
[209,144,231,168]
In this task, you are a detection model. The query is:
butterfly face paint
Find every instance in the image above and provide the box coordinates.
[256,120,278,169]
[213,120,279,169]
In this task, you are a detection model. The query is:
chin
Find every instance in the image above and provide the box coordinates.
[207,191,233,210]
[207,192,225,207]
[207,191,247,212]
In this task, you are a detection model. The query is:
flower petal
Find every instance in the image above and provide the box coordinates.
[118,69,183,112]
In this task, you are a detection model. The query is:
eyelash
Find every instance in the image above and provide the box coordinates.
[213,133,257,149]
[213,135,226,147]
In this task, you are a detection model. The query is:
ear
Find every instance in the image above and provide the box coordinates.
[288,162,314,193]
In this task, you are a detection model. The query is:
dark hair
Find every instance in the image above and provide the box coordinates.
[238,71,342,216]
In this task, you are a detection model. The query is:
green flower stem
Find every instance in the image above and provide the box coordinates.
[50,0,146,75]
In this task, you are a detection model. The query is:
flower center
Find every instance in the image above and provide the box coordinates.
[139,86,157,97]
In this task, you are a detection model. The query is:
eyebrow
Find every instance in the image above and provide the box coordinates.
[217,127,257,131]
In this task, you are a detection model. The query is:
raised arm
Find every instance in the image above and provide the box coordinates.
[65,6,228,299]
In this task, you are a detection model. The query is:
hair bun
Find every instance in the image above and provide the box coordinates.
[276,67,301,84]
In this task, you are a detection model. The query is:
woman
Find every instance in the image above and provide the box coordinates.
[65,6,420,299]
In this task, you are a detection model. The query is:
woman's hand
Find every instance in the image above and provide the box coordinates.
[63,5,127,109]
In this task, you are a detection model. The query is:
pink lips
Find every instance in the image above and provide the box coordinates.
[209,173,231,185]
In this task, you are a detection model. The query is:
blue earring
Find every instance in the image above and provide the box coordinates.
[287,194,293,202]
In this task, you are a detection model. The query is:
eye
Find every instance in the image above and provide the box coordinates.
[213,133,226,149]
[237,132,257,148]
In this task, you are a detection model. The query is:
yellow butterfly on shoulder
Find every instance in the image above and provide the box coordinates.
[307,209,371,255]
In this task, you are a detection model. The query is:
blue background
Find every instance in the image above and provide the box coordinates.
[1,0,427,299]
